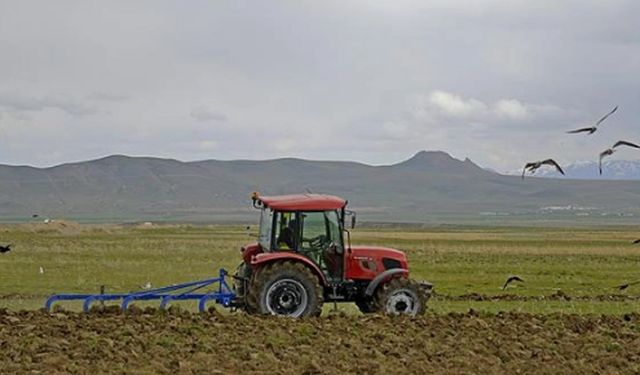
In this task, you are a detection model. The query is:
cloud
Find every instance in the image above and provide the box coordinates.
[494,99,529,120]
[382,121,411,139]
[190,106,228,122]
[86,92,129,102]
[197,140,218,151]
[428,90,489,118]
[273,138,296,152]
[0,92,99,116]
[409,90,558,127]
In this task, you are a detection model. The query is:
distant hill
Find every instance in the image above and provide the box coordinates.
[534,160,640,180]
[1,151,640,223]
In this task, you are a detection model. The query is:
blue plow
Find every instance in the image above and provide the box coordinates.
[45,269,237,312]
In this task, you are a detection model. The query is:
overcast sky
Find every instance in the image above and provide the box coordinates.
[0,1,638,171]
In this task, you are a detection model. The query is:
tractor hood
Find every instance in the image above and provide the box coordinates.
[346,245,409,279]
[349,245,408,265]
[350,245,405,257]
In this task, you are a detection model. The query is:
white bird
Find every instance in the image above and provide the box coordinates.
[599,140,640,175]
[521,159,565,179]
[139,282,152,290]
[567,106,618,135]
[39,266,44,274]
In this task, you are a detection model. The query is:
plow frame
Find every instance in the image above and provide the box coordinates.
[45,269,236,312]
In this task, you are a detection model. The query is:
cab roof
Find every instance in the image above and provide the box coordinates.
[256,194,347,211]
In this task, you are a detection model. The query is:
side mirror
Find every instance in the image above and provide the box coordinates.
[345,210,357,229]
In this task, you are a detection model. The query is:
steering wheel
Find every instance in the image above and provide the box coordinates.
[304,234,330,249]
[299,235,329,257]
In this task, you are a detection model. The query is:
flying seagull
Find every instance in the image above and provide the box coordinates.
[502,275,524,290]
[0,244,12,254]
[599,140,640,175]
[566,106,618,135]
[522,159,565,179]
[616,280,640,290]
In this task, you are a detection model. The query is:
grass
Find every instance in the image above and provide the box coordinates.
[1,224,639,314]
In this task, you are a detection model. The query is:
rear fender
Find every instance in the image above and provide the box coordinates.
[250,252,328,286]
[364,268,408,297]
[241,243,262,264]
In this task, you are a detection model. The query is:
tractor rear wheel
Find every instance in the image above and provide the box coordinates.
[234,262,256,312]
[374,278,429,316]
[234,262,252,297]
[246,261,323,318]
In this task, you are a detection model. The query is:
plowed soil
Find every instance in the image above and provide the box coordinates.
[1,309,639,374]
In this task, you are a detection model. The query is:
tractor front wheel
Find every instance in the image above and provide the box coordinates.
[374,278,429,316]
[247,261,323,318]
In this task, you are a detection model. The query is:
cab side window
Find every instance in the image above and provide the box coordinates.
[273,211,298,251]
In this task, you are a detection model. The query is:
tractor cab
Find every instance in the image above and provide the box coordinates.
[253,193,349,281]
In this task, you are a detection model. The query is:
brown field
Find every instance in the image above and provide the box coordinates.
[1,308,639,374]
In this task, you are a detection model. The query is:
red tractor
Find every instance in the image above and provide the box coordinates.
[236,192,432,317]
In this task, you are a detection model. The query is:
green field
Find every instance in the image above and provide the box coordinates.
[1,223,640,314]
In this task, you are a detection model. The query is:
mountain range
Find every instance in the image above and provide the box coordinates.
[533,160,640,180]
[1,151,640,224]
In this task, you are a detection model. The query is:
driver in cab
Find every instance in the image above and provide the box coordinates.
[277,227,295,250]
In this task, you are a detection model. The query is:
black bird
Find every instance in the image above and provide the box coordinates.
[502,275,524,290]
[616,280,640,290]
[599,140,640,175]
[0,244,12,254]
[32,214,38,218]
[632,239,640,244]
[522,159,565,179]
[566,106,618,135]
